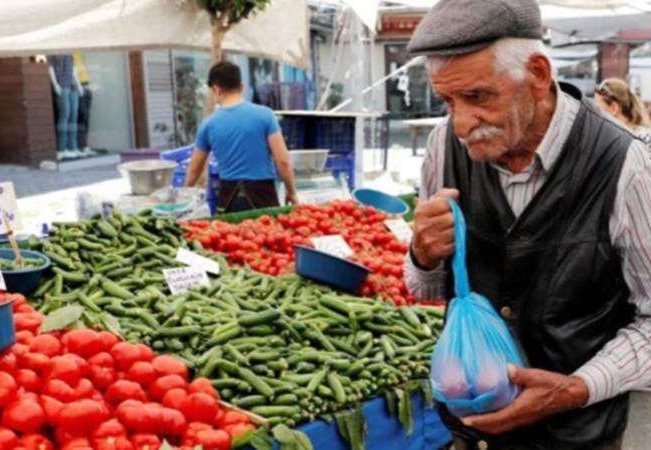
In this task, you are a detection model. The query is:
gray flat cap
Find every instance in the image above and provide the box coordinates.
[407,0,542,56]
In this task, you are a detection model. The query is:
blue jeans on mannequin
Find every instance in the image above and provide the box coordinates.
[55,87,79,150]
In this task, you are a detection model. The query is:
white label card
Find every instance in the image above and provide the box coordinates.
[0,271,6,291]
[310,235,354,259]
[384,218,413,244]
[163,267,210,295]
[175,248,221,275]
[0,182,20,234]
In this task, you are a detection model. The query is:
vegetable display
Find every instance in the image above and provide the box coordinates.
[0,257,45,270]
[182,201,436,306]
[0,293,255,450]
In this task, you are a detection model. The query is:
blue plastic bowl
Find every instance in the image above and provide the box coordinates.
[0,301,15,352]
[294,245,370,294]
[0,249,51,295]
[352,188,409,215]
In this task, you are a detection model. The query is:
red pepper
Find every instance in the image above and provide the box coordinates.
[46,355,82,386]
[16,369,40,393]
[162,388,188,411]
[148,374,187,402]
[98,332,120,353]
[19,352,52,375]
[16,330,35,345]
[106,380,147,406]
[20,433,55,450]
[110,343,143,372]
[0,351,17,374]
[62,329,104,358]
[151,355,188,380]
[130,434,161,450]
[188,377,219,399]
[126,361,157,387]
[0,426,18,448]
[43,379,78,403]
[1,398,45,434]
[0,370,18,409]
[28,334,62,357]
[180,393,219,425]
[58,399,111,437]
[39,395,64,426]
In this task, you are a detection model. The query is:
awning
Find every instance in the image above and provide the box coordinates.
[0,0,310,69]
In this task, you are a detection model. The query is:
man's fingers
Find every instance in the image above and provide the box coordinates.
[435,188,460,201]
[462,402,525,434]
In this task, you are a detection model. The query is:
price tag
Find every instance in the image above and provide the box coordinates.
[163,267,210,295]
[384,218,413,244]
[0,271,6,291]
[175,248,221,275]
[0,182,20,234]
[310,235,354,259]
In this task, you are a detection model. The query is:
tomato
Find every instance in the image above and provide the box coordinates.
[125,361,157,387]
[0,426,18,447]
[20,433,54,450]
[223,422,255,439]
[106,380,148,405]
[39,395,64,426]
[16,369,40,393]
[0,370,18,408]
[194,429,230,450]
[98,332,121,353]
[162,388,188,411]
[62,330,103,358]
[131,434,161,450]
[46,355,81,386]
[43,379,78,403]
[151,355,188,380]
[58,399,111,437]
[148,374,187,402]
[28,335,61,357]
[188,378,218,399]
[110,343,143,372]
[217,411,249,428]
[1,398,45,433]
[180,393,219,424]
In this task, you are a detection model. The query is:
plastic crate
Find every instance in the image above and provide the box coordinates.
[279,116,306,150]
[325,155,355,190]
[315,118,355,154]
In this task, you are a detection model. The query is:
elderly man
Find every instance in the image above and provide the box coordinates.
[404,0,651,449]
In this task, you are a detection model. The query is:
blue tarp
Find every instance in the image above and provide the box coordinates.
[277,393,452,450]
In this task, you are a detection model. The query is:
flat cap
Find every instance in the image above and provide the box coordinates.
[407,0,542,56]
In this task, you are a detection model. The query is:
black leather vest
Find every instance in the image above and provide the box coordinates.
[439,83,635,448]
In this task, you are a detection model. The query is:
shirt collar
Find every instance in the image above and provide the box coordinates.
[535,82,570,172]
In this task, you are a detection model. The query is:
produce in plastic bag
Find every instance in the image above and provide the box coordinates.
[430,199,523,417]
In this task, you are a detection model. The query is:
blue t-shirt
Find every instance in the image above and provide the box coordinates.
[195,101,280,180]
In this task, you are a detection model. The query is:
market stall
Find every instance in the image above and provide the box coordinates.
[0,195,452,450]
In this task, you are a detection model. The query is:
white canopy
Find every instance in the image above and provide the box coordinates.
[0,0,310,69]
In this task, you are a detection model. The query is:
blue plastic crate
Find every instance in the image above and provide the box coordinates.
[315,118,355,154]
[160,145,194,163]
[280,116,306,150]
[325,155,355,190]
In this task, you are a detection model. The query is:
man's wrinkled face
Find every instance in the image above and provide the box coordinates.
[430,49,536,162]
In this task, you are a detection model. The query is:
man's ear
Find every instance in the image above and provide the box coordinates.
[525,53,553,101]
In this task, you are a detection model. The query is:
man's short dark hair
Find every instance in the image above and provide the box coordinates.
[207,61,241,91]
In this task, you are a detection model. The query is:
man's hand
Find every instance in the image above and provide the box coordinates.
[462,365,590,435]
[286,191,299,205]
[412,188,459,269]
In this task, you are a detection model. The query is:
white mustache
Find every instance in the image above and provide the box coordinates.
[459,125,502,146]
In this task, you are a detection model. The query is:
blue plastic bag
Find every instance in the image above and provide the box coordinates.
[430,199,524,418]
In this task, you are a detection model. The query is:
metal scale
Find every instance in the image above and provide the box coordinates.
[282,150,351,205]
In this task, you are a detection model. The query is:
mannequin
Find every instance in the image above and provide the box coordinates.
[48,54,83,159]
[73,52,94,156]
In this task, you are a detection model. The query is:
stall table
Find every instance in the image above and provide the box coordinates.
[402,117,447,156]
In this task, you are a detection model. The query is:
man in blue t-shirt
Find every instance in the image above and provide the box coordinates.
[185,61,298,212]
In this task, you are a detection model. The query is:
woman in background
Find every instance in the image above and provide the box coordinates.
[594,78,651,145]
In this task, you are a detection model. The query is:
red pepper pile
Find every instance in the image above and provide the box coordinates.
[0,293,254,450]
[183,201,435,306]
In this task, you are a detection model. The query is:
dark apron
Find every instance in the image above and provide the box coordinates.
[217,179,279,213]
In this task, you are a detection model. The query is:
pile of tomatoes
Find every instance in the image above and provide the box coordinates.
[0,293,254,450]
[184,201,433,306]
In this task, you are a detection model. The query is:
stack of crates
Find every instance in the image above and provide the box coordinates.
[160,145,220,215]
[316,118,355,191]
